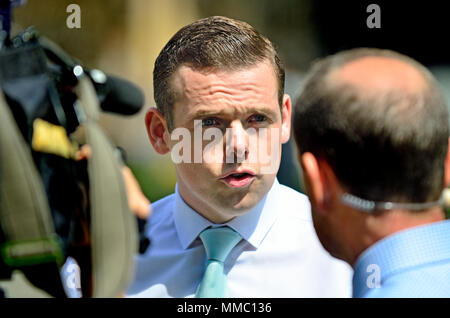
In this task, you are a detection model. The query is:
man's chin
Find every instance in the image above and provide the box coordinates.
[226,175,274,207]
[221,190,262,214]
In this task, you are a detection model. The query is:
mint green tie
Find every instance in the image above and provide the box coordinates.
[195,226,242,298]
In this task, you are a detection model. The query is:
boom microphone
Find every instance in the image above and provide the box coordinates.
[39,35,145,116]
[88,69,145,116]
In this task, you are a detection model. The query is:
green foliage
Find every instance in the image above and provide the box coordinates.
[127,160,176,203]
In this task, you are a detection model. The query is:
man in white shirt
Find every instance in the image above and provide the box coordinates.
[126,16,352,298]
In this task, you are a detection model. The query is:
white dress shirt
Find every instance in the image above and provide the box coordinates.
[126,179,353,298]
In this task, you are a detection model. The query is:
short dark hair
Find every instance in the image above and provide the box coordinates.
[153,16,285,130]
[294,48,449,203]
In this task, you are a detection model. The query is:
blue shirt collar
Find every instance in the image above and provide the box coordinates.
[173,179,281,250]
[352,219,450,297]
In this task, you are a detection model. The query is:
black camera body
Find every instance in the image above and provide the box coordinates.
[0,5,147,297]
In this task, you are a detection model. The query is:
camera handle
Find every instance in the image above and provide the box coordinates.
[74,70,138,297]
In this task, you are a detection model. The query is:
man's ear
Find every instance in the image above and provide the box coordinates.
[301,152,339,214]
[281,94,292,144]
[145,107,170,155]
[301,152,326,213]
[444,137,450,187]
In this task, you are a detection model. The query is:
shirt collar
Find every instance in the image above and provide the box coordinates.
[173,179,281,250]
[352,219,450,297]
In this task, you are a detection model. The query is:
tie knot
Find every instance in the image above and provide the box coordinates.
[199,226,242,263]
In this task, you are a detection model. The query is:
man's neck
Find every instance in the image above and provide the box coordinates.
[350,206,446,266]
[369,206,445,238]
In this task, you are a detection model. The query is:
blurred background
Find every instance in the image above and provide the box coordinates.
[9,0,450,203]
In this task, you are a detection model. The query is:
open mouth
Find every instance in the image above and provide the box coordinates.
[220,172,256,188]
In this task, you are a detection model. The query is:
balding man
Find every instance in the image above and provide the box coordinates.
[293,48,450,297]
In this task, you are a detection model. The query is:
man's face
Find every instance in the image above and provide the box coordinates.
[164,61,291,223]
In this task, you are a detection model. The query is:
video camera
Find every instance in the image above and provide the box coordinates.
[0,0,148,297]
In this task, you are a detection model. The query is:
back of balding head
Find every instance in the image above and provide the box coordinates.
[328,56,427,96]
[294,48,449,204]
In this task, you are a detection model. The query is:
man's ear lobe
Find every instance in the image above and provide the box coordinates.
[301,153,340,213]
[319,159,342,207]
[281,94,292,144]
[145,107,170,154]
[301,152,326,212]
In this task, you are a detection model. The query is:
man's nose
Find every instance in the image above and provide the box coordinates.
[225,121,249,163]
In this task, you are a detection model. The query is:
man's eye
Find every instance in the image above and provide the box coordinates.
[202,118,220,127]
[248,114,267,123]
